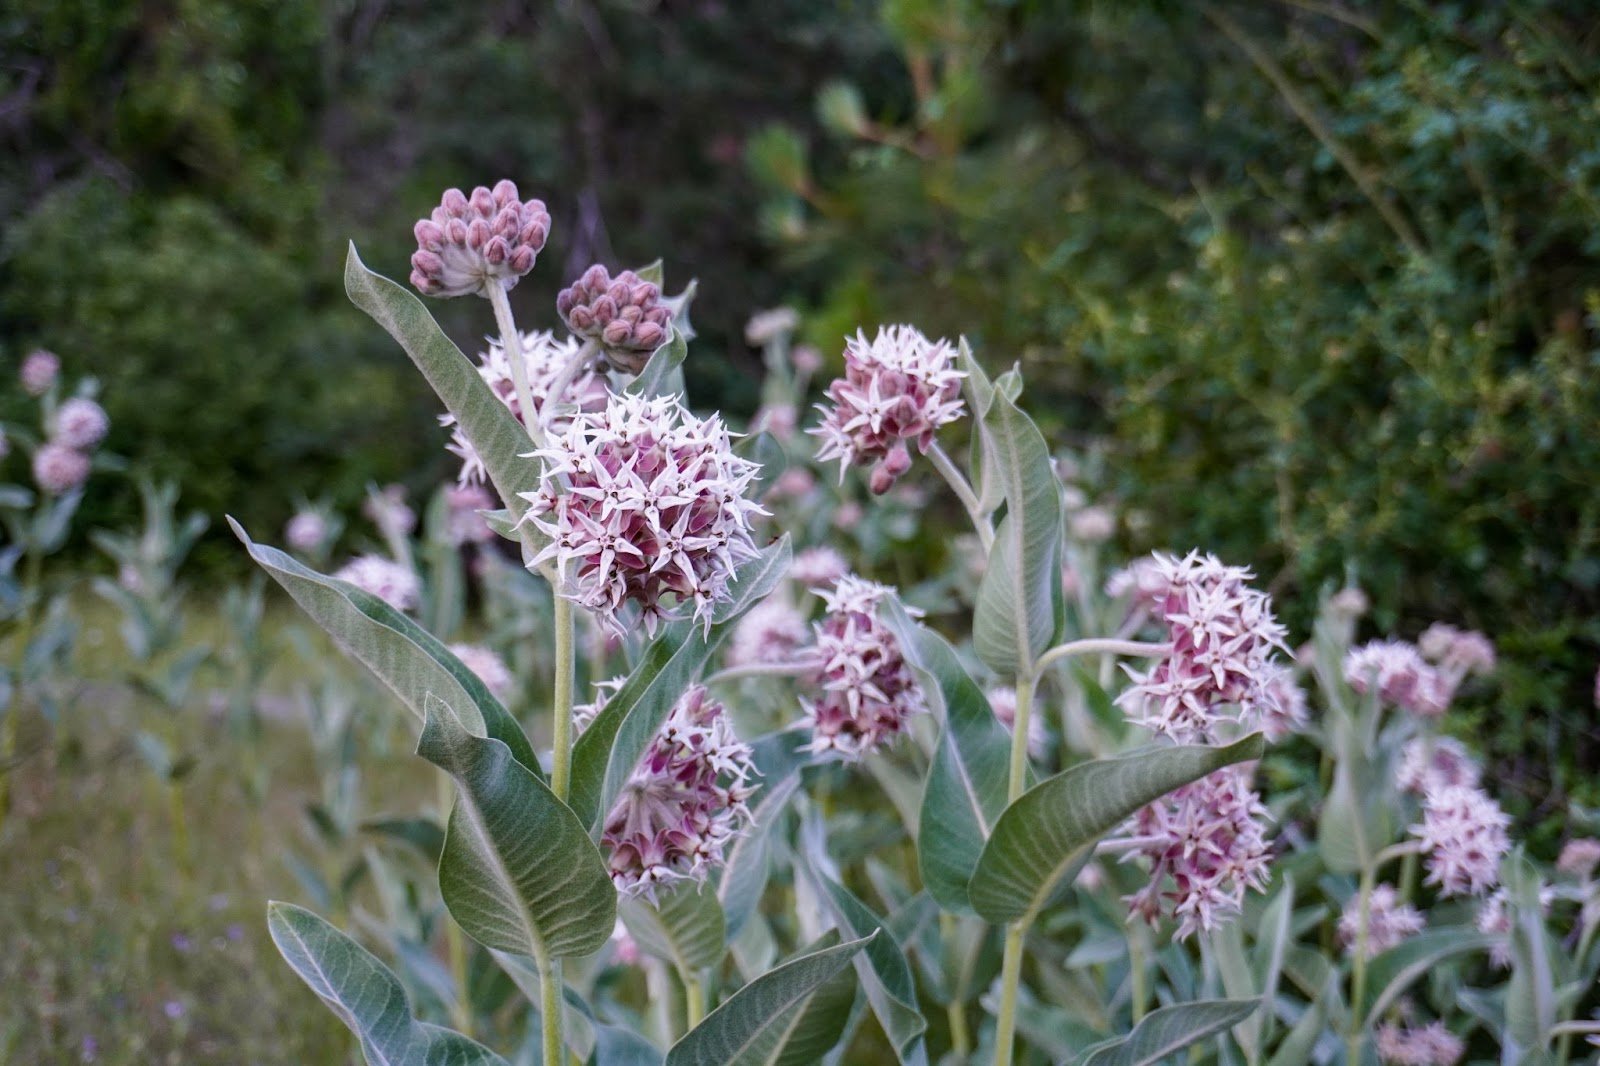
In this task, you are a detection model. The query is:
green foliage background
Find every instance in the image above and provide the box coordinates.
[2,2,1597,809]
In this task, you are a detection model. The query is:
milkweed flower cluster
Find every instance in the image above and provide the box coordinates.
[1104,555,1170,611]
[334,555,420,613]
[557,265,674,373]
[1122,765,1273,940]
[521,392,766,636]
[811,325,965,495]
[21,349,60,396]
[789,546,849,589]
[285,511,330,554]
[448,643,514,701]
[578,683,757,899]
[1411,784,1512,897]
[444,484,498,546]
[1557,837,1600,879]
[1417,623,1496,679]
[1394,736,1480,795]
[52,397,110,450]
[444,330,610,485]
[1252,664,1309,742]
[1475,886,1553,967]
[801,575,927,759]
[1344,641,1452,717]
[1115,551,1289,743]
[410,181,550,298]
[1374,1021,1465,1066]
[363,484,416,537]
[1338,884,1424,958]
[727,597,812,668]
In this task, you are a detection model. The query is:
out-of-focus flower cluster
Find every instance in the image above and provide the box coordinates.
[411,181,550,298]
[448,643,514,701]
[443,328,609,485]
[1344,624,1494,718]
[578,682,756,899]
[1374,1020,1465,1065]
[1339,884,1424,958]
[727,597,811,668]
[801,575,927,759]
[522,392,766,636]
[812,326,964,495]
[1394,736,1480,795]
[16,352,111,496]
[334,555,420,613]
[1410,784,1512,897]
[987,685,1046,759]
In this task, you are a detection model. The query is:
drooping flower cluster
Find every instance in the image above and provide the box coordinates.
[448,643,514,701]
[1374,1021,1465,1066]
[1338,884,1424,958]
[1394,736,1480,795]
[334,555,421,613]
[1115,551,1289,743]
[988,686,1046,759]
[1410,784,1512,897]
[801,575,927,759]
[443,329,609,485]
[1343,641,1452,717]
[580,683,757,899]
[557,265,674,373]
[1123,765,1273,940]
[811,325,965,494]
[21,349,60,396]
[727,597,812,668]
[410,181,550,298]
[522,392,766,636]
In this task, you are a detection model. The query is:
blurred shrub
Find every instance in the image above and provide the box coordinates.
[748,1,1600,816]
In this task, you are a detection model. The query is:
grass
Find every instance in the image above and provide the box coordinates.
[1,594,441,1064]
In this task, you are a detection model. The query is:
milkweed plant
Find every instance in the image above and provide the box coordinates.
[231,180,1600,1065]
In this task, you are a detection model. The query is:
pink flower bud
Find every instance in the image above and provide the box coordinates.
[410,182,550,298]
[557,265,676,374]
[21,350,60,396]
[33,442,90,495]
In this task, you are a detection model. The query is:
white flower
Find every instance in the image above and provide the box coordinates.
[32,442,90,495]
[727,597,811,668]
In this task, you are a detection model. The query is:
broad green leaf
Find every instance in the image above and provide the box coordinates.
[622,882,727,974]
[418,696,615,959]
[665,934,875,1066]
[1316,759,1369,874]
[569,538,791,830]
[344,246,542,514]
[1265,990,1329,1066]
[232,520,538,774]
[1505,853,1556,1050]
[735,431,787,498]
[970,734,1265,926]
[267,901,508,1066]
[719,774,801,940]
[761,943,858,1066]
[1358,929,1496,1023]
[1074,999,1260,1066]
[1210,921,1259,1061]
[627,327,689,398]
[971,387,1063,676]
[879,600,1015,914]
[1250,875,1295,1050]
[362,816,446,864]
[811,868,928,1065]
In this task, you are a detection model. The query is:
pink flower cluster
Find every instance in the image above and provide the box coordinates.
[789,546,849,589]
[1104,555,1170,611]
[727,597,812,668]
[581,683,756,899]
[811,326,965,494]
[1123,765,1273,940]
[444,329,609,485]
[1253,664,1309,742]
[557,265,674,372]
[1344,641,1453,717]
[1115,551,1289,743]
[447,643,513,701]
[801,575,927,759]
[1374,1021,1465,1065]
[1410,784,1512,897]
[522,393,766,636]
[410,181,550,298]
[1557,837,1600,879]
[24,357,110,496]
[1394,736,1480,795]
[1338,884,1424,958]
[334,555,420,612]
[21,349,60,396]
[1475,885,1552,967]
[285,511,329,554]
[1418,622,1496,678]
[445,484,498,546]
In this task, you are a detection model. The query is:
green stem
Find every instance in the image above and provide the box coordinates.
[926,441,994,550]
[1035,638,1171,673]
[437,773,474,1038]
[684,973,706,1029]
[941,913,972,1058]
[486,283,546,452]
[1129,929,1148,1023]
[551,593,574,801]
[541,339,600,434]
[994,674,1036,1064]
[703,657,823,687]
[1346,860,1375,1064]
[536,946,564,1066]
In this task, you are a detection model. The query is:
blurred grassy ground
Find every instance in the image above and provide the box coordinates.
[0,598,436,1064]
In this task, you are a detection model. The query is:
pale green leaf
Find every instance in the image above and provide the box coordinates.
[622,882,727,974]
[971,387,1062,677]
[1359,929,1496,1023]
[811,867,928,1065]
[232,519,538,774]
[970,735,1264,926]
[267,901,508,1066]
[569,538,791,830]
[1074,999,1260,1066]
[344,245,541,514]
[665,934,874,1066]
[418,696,615,959]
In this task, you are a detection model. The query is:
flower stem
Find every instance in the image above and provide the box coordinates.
[551,592,575,801]
[926,441,993,550]
[542,339,600,434]
[536,945,563,1066]
[703,657,823,687]
[940,913,972,1057]
[1035,638,1171,673]
[1129,928,1148,1023]
[684,973,707,1029]
[486,283,545,452]
[994,673,1036,1064]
